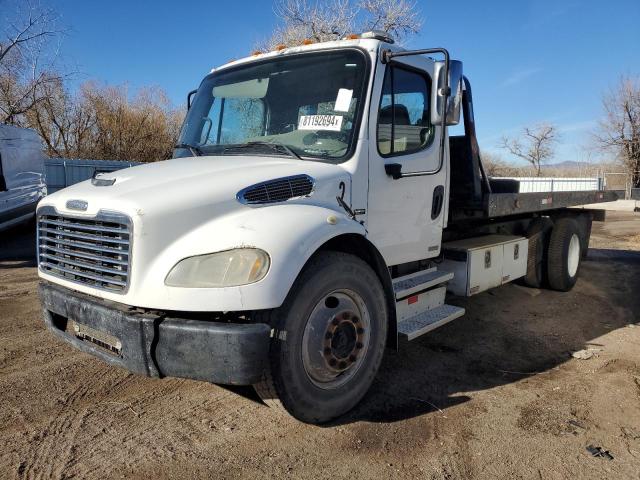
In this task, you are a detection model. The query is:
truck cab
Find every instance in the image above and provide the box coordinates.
[36,33,612,423]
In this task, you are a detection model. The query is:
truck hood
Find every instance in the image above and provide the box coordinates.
[39,155,350,221]
[37,154,362,311]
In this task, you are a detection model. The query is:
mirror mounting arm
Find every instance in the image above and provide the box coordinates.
[187,89,197,110]
[380,47,450,68]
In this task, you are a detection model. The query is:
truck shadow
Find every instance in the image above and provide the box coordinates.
[329,247,640,425]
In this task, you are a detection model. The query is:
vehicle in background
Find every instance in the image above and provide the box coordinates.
[0,125,46,232]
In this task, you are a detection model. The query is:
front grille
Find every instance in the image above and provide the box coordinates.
[238,175,314,204]
[38,210,132,293]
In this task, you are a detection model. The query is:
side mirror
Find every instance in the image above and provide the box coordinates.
[431,60,463,126]
[187,89,197,110]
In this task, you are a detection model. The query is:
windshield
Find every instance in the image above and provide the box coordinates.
[177,49,369,162]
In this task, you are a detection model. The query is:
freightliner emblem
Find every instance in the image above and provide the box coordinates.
[66,199,88,211]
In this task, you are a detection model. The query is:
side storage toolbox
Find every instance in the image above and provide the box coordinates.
[440,235,529,296]
[502,238,528,284]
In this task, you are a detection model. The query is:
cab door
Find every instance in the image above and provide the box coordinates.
[365,55,448,266]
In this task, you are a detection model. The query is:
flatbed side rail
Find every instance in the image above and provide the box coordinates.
[484,190,618,218]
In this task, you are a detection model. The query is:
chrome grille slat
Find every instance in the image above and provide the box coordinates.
[40,245,128,265]
[37,211,132,293]
[40,218,128,234]
[39,227,129,245]
[39,236,130,256]
[40,253,127,276]
[39,262,127,287]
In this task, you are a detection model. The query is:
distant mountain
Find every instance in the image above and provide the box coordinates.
[541,161,591,170]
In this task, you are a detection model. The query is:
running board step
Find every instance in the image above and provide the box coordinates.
[397,304,466,341]
[393,269,454,299]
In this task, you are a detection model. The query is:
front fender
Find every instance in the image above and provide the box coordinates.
[134,204,366,311]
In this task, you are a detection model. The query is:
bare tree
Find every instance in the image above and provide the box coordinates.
[593,76,640,187]
[261,0,422,50]
[26,81,184,162]
[499,124,559,177]
[0,1,67,126]
[481,151,511,177]
[480,146,618,178]
[268,0,357,47]
[26,78,95,157]
[83,83,183,162]
[359,0,421,39]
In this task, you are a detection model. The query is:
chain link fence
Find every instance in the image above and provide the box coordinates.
[602,172,632,199]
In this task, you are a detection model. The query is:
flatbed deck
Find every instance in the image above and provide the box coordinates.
[485,190,618,218]
[450,190,619,223]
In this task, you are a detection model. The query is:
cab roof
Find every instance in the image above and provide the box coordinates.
[211,32,407,74]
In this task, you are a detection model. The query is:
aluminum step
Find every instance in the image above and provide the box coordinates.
[396,286,446,322]
[397,304,466,341]
[393,269,454,299]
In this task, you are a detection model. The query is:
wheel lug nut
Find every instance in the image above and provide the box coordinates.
[329,359,337,367]
[352,316,359,323]
[356,342,364,349]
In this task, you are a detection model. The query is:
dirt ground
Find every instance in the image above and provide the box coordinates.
[0,212,639,480]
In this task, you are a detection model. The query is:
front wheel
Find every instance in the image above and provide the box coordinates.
[254,251,388,424]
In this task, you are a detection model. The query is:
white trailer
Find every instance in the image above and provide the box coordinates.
[36,32,616,423]
[0,125,46,232]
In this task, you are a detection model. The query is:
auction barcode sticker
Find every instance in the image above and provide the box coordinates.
[298,115,343,131]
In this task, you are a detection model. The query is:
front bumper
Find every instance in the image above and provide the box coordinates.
[39,282,271,385]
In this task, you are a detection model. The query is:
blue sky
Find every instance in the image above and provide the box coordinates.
[38,1,640,164]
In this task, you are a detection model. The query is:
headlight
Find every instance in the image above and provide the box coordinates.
[165,248,270,288]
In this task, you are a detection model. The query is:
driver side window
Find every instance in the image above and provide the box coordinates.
[377,65,434,156]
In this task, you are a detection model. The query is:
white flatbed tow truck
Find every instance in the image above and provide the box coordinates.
[36,32,616,423]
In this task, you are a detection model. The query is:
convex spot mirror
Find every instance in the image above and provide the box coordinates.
[431,60,463,126]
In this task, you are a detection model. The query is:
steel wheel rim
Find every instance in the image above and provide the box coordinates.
[301,289,371,390]
[568,233,580,277]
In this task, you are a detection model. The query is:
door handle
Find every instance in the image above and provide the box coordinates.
[431,185,445,220]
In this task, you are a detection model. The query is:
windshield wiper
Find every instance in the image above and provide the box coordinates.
[175,142,203,157]
[224,141,302,160]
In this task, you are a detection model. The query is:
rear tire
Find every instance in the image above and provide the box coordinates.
[523,218,551,288]
[577,215,592,260]
[547,218,582,291]
[254,251,388,424]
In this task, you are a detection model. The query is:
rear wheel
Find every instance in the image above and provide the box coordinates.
[547,218,582,291]
[523,218,551,288]
[577,215,592,260]
[254,251,387,424]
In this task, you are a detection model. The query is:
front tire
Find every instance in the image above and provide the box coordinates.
[547,218,582,291]
[254,251,388,424]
